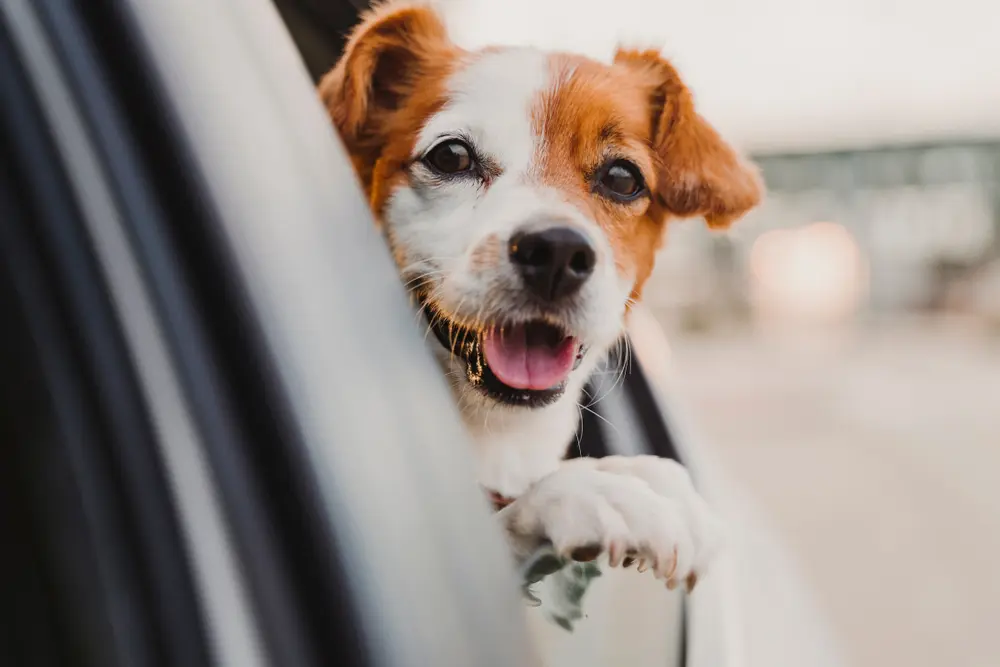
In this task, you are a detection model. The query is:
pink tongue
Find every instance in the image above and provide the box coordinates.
[482,325,577,391]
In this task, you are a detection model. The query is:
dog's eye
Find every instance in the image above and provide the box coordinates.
[596,160,646,202]
[424,140,474,175]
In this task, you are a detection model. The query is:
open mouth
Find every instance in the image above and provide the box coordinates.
[422,300,584,407]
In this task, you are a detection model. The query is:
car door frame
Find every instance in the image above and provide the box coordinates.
[0,0,539,665]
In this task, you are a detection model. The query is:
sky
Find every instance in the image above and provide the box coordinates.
[437,0,1000,154]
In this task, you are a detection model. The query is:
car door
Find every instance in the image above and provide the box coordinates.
[0,0,539,665]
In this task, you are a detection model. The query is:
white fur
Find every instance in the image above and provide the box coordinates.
[377,44,723,587]
[385,48,634,494]
[413,48,546,174]
[500,455,724,582]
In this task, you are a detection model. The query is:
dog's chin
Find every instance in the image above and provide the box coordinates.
[421,300,586,409]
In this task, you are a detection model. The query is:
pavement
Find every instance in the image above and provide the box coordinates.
[663,316,1000,667]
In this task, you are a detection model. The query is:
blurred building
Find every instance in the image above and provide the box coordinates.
[648,141,1000,329]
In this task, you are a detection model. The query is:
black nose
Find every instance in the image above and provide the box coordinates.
[509,227,596,302]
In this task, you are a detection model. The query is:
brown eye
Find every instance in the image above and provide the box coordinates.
[423,139,474,175]
[596,160,646,201]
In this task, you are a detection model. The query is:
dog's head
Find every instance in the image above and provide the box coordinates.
[320,2,761,411]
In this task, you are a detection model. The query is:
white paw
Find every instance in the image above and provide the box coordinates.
[502,455,724,591]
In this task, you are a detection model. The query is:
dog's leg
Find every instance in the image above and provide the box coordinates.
[497,455,724,592]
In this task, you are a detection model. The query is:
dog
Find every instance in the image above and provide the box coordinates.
[319,1,762,594]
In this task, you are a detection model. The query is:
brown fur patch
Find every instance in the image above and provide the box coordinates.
[529,51,762,303]
[529,54,663,302]
[317,2,461,219]
[614,49,763,231]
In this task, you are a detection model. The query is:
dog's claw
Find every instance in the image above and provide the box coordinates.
[608,541,625,567]
[666,546,678,579]
[570,544,602,562]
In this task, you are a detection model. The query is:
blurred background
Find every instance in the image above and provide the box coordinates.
[439,1,1000,666]
[5,0,996,664]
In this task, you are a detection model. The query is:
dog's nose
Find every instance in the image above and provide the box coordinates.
[509,227,596,302]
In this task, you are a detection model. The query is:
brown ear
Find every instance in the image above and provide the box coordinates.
[614,49,763,229]
[318,2,453,158]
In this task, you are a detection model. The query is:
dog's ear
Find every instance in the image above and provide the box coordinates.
[614,49,763,230]
[319,2,452,156]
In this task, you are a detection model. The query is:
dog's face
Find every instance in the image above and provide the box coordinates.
[321,2,761,412]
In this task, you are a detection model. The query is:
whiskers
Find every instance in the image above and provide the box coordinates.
[572,326,634,450]
[580,331,631,411]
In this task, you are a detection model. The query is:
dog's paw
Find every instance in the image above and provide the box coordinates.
[502,455,723,591]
